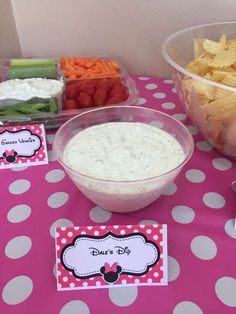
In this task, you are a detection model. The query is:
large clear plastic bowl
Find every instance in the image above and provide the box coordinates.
[162,21,236,159]
[53,106,193,213]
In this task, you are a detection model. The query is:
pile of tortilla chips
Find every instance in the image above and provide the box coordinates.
[182,34,236,157]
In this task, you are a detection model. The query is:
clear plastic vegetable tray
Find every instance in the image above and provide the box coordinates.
[0,57,138,129]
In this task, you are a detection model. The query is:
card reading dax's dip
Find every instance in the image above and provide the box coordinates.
[55,224,168,290]
[0,124,48,169]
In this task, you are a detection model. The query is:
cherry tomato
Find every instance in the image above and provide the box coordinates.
[96,79,111,93]
[63,99,78,110]
[79,85,95,95]
[76,92,93,108]
[93,89,107,106]
[65,84,79,99]
[106,96,122,105]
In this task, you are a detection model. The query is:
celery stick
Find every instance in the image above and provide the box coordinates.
[10,59,56,67]
[8,66,57,79]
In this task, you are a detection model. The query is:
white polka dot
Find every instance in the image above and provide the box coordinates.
[191,236,217,260]
[212,158,232,171]
[187,125,199,135]
[154,272,159,277]
[47,192,69,208]
[9,179,31,195]
[137,97,147,105]
[60,300,90,314]
[47,134,55,144]
[61,238,67,244]
[68,232,73,237]
[48,150,56,161]
[224,219,236,239]
[215,277,236,307]
[135,279,140,284]
[171,87,177,94]
[172,113,186,121]
[173,301,203,314]
[196,141,213,152]
[172,205,195,224]
[5,236,32,259]
[7,204,31,223]
[120,230,126,235]
[139,219,158,225]
[70,283,75,288]
[147,278,153,283]
[153,235,158,240]
[114,225,119,229]
[163,79,173,84]
[89,206,112,223]
[145,83,157,90]
[94,231,99,236]
[163,182,177,195]
[109,286,138,307]
[2,276,33,305]
[150,120,164,128]
[100,226,106,229]
[49,218,74,237]
[96,281,101,286]
[139,76,150,80]
[83,282,88,287]
[81,231,86,235]
[161,102,175,109]
[53,263,57,278]
[185,169,206,183]
[153,92,166,99]
[203,192,225,209]
[63,277,68,282]
[45,169,65,183]
[168,256,180,282]
[232,180,236,192]
[122,279,127,284]
[11,166,28,171]
[146,229,152,234]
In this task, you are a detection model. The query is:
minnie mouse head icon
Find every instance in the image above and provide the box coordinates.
[100,262,122,284]
[3,149,18,163]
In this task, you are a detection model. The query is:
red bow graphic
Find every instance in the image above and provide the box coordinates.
[104,262,117,273]
[5,149,15,157]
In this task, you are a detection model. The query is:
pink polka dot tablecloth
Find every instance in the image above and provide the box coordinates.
[1,75,236,314]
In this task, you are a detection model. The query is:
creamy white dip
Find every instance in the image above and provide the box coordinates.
[63,122,185,181]
[0,78,63,100]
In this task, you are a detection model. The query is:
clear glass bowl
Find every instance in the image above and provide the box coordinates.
[53,106,193,213]
[162,21,236,159]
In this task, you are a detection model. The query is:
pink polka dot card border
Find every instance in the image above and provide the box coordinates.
[0,123,48,169]
[55,224,168,290]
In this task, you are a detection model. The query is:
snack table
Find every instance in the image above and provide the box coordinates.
[1,75,236,314]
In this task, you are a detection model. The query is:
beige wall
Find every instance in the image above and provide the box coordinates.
[8,0,236,76]
[0,0,21,59]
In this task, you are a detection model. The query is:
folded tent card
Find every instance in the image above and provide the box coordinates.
[55,224,168,290]
[0,124,48,169]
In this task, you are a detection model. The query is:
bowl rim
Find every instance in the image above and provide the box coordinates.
[53,105,194,184]
[161,20,236,92]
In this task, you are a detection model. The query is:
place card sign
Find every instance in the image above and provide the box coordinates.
[55,224,168,290]
[0,124,48,169]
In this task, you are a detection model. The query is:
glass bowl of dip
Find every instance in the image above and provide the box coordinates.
[53,106,194,213]
[162,21,236,159]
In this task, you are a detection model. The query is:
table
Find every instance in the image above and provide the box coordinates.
[1,75,236,314]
